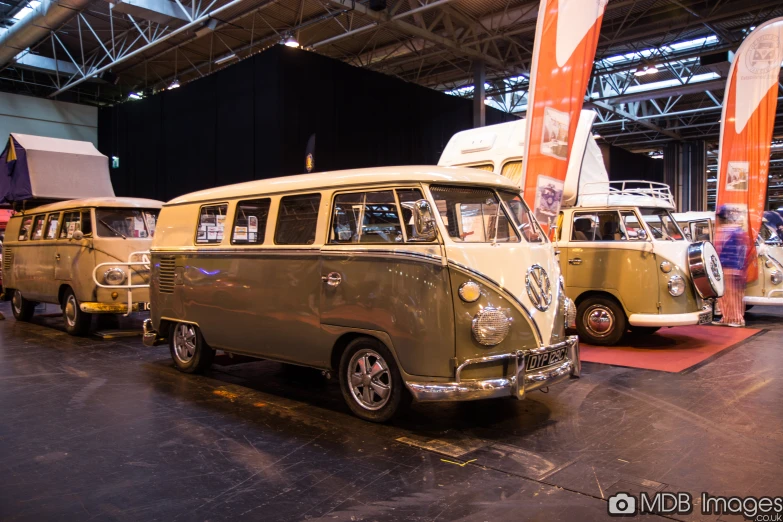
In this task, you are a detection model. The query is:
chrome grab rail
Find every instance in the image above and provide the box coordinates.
[92,251,152,316]
[581,180,675,207]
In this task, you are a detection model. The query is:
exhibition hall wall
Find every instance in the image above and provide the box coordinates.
[99,45,515,201]
[0,92,98,146]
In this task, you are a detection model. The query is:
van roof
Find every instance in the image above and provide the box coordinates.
[166,166,520,206]
[672,211,714,222]
[12,197,163,215]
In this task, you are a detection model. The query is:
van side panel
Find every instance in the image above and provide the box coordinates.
[320,252,455,378]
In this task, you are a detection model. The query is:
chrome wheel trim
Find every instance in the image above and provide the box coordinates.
[347,349,392,411]
[173,324,197,364]
[64,295,78,327]
[584,304,615,338]
[12,290,22,314]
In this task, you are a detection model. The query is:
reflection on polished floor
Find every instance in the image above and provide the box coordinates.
[0,302,781,521]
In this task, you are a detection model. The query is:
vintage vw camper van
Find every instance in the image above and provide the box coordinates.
[674,212,783,307]
[142,166,580,422]
[439,111,723,345]
[3,198,162,335]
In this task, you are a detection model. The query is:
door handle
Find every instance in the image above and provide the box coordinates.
[568,258,582,265]
[321,272,342,287]
[55,254,61,261]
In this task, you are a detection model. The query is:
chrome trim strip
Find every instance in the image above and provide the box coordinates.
[321,248,443,265]
[447,260,543,344]
[150,248,321,256]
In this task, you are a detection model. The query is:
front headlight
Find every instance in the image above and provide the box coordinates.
[104,267,126,286]
[668,275,685,296]
[771,270,782,285]
[471,308,510,346]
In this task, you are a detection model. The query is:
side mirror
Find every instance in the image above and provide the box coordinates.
[72,230,84,241]
[412,199,437,242]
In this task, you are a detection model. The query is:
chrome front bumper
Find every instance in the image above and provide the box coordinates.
[406,336,580,402]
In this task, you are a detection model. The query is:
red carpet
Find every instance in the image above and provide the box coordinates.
[580,325,763,373]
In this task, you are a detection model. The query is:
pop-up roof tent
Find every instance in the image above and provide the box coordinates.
[0,133,115,205]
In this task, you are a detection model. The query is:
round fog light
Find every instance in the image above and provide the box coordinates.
[771,270,782,285]
[459,281,481,302]
[104,268,126,286]
[668,275,685,296]
[472,308,510,346]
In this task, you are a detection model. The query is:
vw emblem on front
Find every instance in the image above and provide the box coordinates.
[710,255,721,281]
[526,264,552,312]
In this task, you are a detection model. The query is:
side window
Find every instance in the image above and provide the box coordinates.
[467,164,494,172]
[620,211,645,240]
[60,211,82,239]
[196,204,228,244]
[18,216,33,241]
[572,212,624,241]
[330,191,403,244]
[44,213,60,240]
[501,160,523,185]
[430,185,518,243]
[396,188,431,241]
[232,199,270,245]
[82,210,93,236]
[30,215,45,240]
[275,194,321,245]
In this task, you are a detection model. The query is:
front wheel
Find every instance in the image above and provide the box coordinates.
[169,323,215,374]
[576,296,627,346]
[339,338,409,423]
[11,290,36,321]
[62,288,91,336]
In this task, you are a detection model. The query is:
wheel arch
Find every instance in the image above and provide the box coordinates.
[330,331,396,373]
[57,284,72,305]
[573,289,628,315]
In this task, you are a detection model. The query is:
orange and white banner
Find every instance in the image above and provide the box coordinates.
[521,0,608,230]
[716,17,783,281]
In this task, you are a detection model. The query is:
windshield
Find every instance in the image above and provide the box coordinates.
[430,185,518,243]
[640,208,685,241]
[96,209,159,238]
[498,190,546,242]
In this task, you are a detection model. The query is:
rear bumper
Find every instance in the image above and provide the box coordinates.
[745,293,783,305]
[80,302,150,314]
[142,318,166,346]
[405,336,580,402]
[628,309,711,327]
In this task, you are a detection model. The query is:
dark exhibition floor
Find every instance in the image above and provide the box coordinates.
[0,302,781,522]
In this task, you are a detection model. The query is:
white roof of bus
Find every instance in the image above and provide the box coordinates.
[13,197,163,215]
[166,166,520,206]
[672,211,714,222]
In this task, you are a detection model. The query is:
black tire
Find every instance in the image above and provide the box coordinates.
[629,326,661,336]
[339,337,410,423]
[169,322,215,374]
[62,288,91,336]
[576,296,627,346]
[11,289,35,321]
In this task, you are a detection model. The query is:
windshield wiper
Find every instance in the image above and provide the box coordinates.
[100,219,126,239]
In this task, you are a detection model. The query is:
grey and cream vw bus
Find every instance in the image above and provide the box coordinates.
[143,166,580,422]
[3,198,162,335]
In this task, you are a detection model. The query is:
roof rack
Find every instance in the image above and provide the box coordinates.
[579,180,675,208]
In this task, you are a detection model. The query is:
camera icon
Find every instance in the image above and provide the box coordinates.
[608,492,637,516]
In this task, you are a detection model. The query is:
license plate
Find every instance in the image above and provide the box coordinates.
[526,347,568,372]
[140,302,151,312]
[698,311,712,325]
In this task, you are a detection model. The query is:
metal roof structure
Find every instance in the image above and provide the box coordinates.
[0,0,780,205]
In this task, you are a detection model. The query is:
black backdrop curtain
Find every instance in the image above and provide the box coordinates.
[99,45,515,202]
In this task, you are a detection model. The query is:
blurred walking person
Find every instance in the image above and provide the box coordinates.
[713,206,750,327]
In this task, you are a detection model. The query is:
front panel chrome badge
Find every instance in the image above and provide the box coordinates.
[526,264,552,312]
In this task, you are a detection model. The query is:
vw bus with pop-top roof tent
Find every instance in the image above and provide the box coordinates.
[0,133,162,335]
[674,211,783,307]
[142,166,581,422]
[439,111,724,345]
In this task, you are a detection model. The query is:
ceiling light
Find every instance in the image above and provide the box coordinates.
[128,92,142,100]
[646,65,659,74]
[284,36,299,48]
[634,68,647,77]
[593,133,602,139]
[168,79,180,90]
[214,53,237,65]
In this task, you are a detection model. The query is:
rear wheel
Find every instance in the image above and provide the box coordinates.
[169,323,215,374]
[576,296,627,346]
[339,338,409,423]
[11,290,35,321]
[62,288,91,336]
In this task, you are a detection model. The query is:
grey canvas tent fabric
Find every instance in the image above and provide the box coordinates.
[0,133,115,204]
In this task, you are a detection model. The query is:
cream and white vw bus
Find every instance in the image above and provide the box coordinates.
[3,198,162,335]
[439,111,723,345]
[674,212,783,307]
[142,166,580,422]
